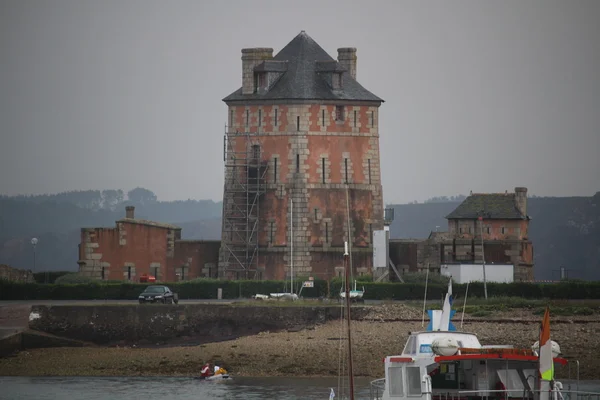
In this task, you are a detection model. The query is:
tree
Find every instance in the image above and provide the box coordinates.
[101,189,124,210]
[127,187,157,205]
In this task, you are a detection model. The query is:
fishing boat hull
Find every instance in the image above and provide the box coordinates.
[195,374,231,381]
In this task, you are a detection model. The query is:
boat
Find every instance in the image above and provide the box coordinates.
[369,279,600,400]
[194,373,231,381]
[339,280,365,303]
[194,374,232,381]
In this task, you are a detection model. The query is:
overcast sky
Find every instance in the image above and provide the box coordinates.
[1,0,599,204]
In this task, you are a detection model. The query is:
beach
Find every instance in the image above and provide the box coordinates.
[1,304,598,379]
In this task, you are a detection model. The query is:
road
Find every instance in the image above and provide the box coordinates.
[0,299,239,306]
[0,299,434,307]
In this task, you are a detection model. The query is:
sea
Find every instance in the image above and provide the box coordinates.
[0,376,374,400]
[1,376,599,400]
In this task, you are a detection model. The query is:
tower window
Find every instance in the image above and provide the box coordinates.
[371,111,375,127]
[252,144,260,160]
[368,159,372,184]
[322,109,325,126]
[246,110,249,126]
[296,154,300,173]
[344,158,349,184]
[275,109,278,126]
[321,157,326,184]
[258,109,262,127]
[273,157,278,183]
[333,72,342,89]
[325,222,329,243]
[127,266,132,281]
[369,223,373,243]
[296,116,300,131]
[101,267,105,280]
[269,221,274,243]
[335,106,344,121]
[354,110,357,127]
[314,208,318,219]
[254,72,266,92]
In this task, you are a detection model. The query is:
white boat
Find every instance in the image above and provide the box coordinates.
[369,280,600,400]
[195,373,231,381]
[339,280,365,302]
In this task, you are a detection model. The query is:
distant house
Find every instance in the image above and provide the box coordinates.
[446,187,529,241]
[388,187,534,282]
[441,187,533,281]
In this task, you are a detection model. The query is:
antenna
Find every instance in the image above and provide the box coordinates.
[421,264,430,328]
[461,281,470,329]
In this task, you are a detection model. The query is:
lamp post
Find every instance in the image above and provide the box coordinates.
[31,238,38,281]
[478,217,488,299]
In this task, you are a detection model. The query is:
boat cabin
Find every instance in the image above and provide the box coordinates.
[374,331,567,400]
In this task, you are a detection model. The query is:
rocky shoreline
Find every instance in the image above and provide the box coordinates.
[1,304,599,380]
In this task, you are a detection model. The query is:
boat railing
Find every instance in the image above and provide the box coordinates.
[369,378,386,400]
[368,380,600,400]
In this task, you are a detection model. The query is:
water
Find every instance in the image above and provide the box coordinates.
[1,376,599,400]
[0,376,374,400]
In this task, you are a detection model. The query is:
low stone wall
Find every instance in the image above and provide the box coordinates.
[0,332,21,357]
[0,264,34,283]
[28,304,371,346]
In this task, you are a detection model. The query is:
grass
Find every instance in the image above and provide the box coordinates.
[405,296,600,317]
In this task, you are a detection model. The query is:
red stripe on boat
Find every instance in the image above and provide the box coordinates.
[434,354,568,365]
[389,357,413,363]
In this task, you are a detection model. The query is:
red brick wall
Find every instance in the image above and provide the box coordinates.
[222,102,383,280]
[167,240,220,281]
[79,223,176,282]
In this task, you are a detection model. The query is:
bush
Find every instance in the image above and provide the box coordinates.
[2,278,600,302]
[33,271,71,284]
[54,273,97,285]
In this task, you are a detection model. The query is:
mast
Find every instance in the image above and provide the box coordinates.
[290,197,294,294]
[345,187,354,283]
[343,240,355,400]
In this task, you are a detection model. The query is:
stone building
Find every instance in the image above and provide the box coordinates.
[0,264,34,283]
[218,31,386,280]
[442,187,533,280]
[389,187,534,281]
[77,206,220,281]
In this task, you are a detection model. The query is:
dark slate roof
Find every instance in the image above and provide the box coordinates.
[117,218,181,230]
[445,194,527,220]
[223,31,384,103]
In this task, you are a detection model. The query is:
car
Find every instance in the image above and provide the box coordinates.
[138,285,179,304]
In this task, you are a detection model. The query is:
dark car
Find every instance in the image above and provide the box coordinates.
[138,285,179,304]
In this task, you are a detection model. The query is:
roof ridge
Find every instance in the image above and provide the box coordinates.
[223,31,383,103]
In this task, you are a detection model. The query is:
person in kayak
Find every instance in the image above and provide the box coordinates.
[200,362,212,378]
[213,364,228,376]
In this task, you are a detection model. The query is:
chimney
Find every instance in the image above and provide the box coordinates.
[514,187,528,217]
[125,206,135,219]
[337,48,357,80]
[241,48,274,95]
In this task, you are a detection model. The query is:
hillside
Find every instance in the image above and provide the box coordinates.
[0,189,598,280]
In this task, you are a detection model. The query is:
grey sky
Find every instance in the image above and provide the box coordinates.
[1,0,599,204]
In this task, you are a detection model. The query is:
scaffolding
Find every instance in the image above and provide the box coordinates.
[219,127,268,279]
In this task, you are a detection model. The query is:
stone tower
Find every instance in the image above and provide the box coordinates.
[218,31,385,281]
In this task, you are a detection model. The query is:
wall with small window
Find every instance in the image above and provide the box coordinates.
[227,104,379,135]
[449,219,529,240]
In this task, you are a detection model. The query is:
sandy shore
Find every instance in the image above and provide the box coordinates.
[1,304,599,379]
